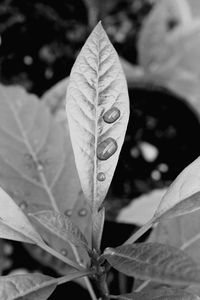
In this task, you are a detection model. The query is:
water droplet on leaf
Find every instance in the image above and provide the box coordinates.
[37,164,43,172]
[61,249,68,256]
[97,138,118,160]
[19,202,27,211]
[97,172,106,181]
[78,208,87,217]
[103,107,120,123]
[64,209,72,217]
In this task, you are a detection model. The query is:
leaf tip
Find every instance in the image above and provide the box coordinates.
[93,20,106,36]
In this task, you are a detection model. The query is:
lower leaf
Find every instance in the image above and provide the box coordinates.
[103,243,200,286]
[116,287,200,299]
[0,273,56,300]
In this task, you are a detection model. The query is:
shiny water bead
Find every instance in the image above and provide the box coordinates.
[78,208,87,217]
[64,209,72,217]
[37,163,44,172]
[97,172,106,181]
[97,138,118,161]
[19,201,27,211]
[61,249,68,256]
[103,107,120,124]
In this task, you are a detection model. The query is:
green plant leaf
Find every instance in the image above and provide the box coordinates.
[154,156,200,220]
[0,187,43,244]
[116,287,200,300]
[0,273,56,300]
[0,83,80,216]
[117,188,167,226]
[149,209,200,296]
[0,84,90,271]
[0,270,88,300]
[138,0,193,71]
[66,22,129,210]
[136,0,200,121]
[103,243,200,286]
[31,210,88,250]
[42,78,69,117]
[150,210,200,267]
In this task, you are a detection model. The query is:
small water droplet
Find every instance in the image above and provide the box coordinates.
[97,138,118,160]
[64,209,72,217]
[97,172,106,181]
[78,208,87,217]
[19,202,27,211]
[103,107,120,123]
[37,164,43,172]
[61,249,68,256]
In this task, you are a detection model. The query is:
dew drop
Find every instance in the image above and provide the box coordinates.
[64,209,72,217]
[78,208,87,217]
[37,164,43,172]
[103,107,120,123]
[61,249,68,256]
[97,172,106,181]
[97,138,118,160]
[19,201,27,211]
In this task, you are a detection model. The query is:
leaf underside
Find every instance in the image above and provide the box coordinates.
[117,287,200,300]
[66,22,129,209]
[0,187,43,245]
[103,243,200,286]
[0,84,80,214]
[0,84,91,270]
[31,210,88,250]
[154,156,200,220]
[0,273,56,300]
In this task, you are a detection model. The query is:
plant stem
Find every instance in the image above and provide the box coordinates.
[95,271,109,300]
[57,271,91,285]
[84,277,98,300]
[109,295,129,300]
[134,279,151,292]
[69,243,97,300]
[123,219,153,245]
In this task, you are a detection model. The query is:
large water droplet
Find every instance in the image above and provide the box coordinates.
[97,172,106,181]
[64,209,72,217]
[103,107,120,123]
[97,138,118,160]
[78,208,87,217]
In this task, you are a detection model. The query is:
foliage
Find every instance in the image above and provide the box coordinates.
[1,17,200,300]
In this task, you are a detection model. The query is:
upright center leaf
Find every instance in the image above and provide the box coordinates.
[66,22,129,209]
